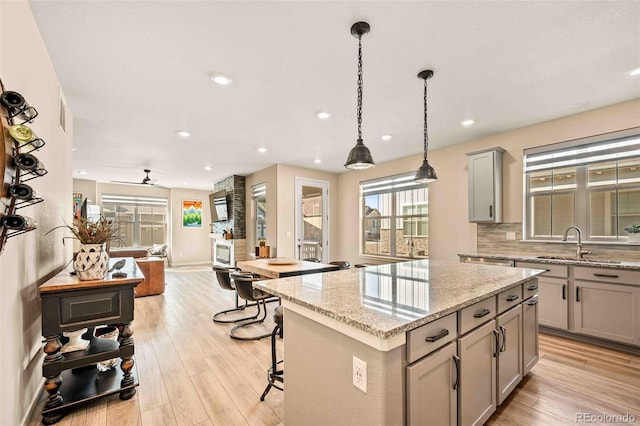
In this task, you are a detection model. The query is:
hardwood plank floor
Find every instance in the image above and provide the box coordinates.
[28,267,640,425]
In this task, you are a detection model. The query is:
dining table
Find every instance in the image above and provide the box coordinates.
[236,258,340,279]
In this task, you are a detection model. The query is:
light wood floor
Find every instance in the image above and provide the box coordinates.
[29,267,640,426]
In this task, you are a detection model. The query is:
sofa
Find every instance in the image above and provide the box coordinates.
[109,249,165,297]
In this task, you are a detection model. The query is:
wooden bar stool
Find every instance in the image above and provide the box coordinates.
[260,305,284,401]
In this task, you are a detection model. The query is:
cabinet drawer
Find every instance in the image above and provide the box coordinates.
[459,296,496,335]
[515,262,568,278]
[497,284,523,314]
[573,266,640,286]
[407,313,457,364]
[523,278,539,300]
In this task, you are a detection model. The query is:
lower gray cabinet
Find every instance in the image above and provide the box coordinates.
[406,341,458,426]
[458,321,497,426]
[522,295,539,375]
[496,305,523,405]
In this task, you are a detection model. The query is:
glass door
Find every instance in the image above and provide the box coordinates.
[295,178,329,262]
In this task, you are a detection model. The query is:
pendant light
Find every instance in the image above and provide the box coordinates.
[345,21,375,170]
[414,70,438,183]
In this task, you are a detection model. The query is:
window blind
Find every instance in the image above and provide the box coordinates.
[361,172,427,196]
[102,194,168,207]
[252,183,266,198]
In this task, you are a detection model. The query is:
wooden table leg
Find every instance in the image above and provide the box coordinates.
[118,323,136,400]
[42,335,64,424]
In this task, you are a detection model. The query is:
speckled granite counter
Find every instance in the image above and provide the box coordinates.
[254,259,543,349]
[459,252,640,270]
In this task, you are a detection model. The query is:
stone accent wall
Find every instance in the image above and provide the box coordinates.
[477,223,640,262]
[212,175,246,239]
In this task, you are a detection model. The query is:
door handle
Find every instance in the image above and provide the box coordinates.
[489,205,493,218]
[473,308,491,318]
[452,354,460,390]
[576,286,580,302]
[527,298,538,306]
[499,325,507,352]
[493,329,500,358]
[425,329,449,343]
[562,284,566,300]
[593,273,619,279]
[527,284,538,291]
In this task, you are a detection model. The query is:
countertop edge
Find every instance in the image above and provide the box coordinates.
[458,253,640,270]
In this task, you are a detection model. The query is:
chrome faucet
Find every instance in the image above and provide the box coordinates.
[562,226,591,259]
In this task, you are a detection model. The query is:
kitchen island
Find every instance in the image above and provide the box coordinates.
[254,259,544,425]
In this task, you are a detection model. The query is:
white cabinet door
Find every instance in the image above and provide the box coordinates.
[496,305,523,405]
[406,342,458,426]
[538,277,568,330]
[522,295,539,375]
[467,147,504,223]
[459,321,497,426]
[573,281,640,345]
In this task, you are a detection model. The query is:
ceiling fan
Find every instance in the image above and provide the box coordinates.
[112,169,168,188]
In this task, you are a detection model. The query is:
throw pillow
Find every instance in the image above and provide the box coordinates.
[148,244,167,256]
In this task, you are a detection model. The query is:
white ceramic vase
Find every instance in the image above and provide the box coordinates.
[74,243,109,280]
[627,233,640,243]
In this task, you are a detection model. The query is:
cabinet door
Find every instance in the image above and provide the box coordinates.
[468,148,503,223]
[573,281,640,345]
[522,296,539,375]
[538,277,568,330]
[459,321,497,426]
[496,305,522,405]
[406,342,457,426]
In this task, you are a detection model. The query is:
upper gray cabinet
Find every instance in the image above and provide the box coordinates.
[467,147,504,223]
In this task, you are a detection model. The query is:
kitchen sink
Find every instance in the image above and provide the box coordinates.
[535,255,621,264]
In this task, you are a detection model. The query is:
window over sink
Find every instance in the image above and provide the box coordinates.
[524,127,640,242]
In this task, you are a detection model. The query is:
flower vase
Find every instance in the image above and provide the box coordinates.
[74,243,109,280]
[627,233,640,243]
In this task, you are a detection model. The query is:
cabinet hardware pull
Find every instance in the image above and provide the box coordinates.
[576,286,580,302]
[425,329,449,343]
[489,205,493,218]
[544,269,551,272]
[527,284,537,291]
[593,273,619,278]
[473,308,491,318]
[562,284,566,300]
[493,329,500,358]
[527,298,538,306]
[506,294,519,302]
[499,325,507,352]
[452,354,460,390]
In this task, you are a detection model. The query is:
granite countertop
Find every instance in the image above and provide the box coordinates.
[253,259,543,340]
[458,253,640,271]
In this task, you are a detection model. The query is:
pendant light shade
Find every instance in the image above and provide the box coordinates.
[345,21,375,170]
[414,69,438,183]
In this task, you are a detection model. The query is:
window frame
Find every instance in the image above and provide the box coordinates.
[102,194,168,248]
[523,127,640,243]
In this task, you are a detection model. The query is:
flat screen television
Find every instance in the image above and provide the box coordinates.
[209,190,229,222]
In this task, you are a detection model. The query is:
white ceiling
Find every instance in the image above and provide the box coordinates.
[29,1,640,190]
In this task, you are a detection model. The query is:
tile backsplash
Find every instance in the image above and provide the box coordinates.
[477,223,640,262]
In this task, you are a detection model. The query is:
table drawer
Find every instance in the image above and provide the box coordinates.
[573,266,639,286]
[407,313,457,363]
[459,296,496,335]
[497,284,523,314]
[515,262,568,278]
[523,278,539,300]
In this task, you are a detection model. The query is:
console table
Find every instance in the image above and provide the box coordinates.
[38,258,144,424]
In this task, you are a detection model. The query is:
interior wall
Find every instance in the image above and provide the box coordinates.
[244,165,277,257]
[169,187,212,265]
[1,1,74,424]
[274,164,339,260]
[336,99,640,264]
[72,178,96,203]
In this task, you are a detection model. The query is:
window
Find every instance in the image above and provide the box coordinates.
[524,128,640,242]
[361,173,430,258]
[102,194,168,247]
[252,183,266,247]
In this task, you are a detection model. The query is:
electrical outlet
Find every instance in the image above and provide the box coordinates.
[506,231,516,241]
[353,356,367,393]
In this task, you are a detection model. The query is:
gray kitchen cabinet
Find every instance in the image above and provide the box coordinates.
[516,262,568,330]
[406,341,458,426]
[466,147,504,223]
[496,305,523,405]
[522,295,539,375]
[458,320,497,426]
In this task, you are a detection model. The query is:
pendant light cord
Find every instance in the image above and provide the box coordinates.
[423,77,429,161]
[357,35,363,141]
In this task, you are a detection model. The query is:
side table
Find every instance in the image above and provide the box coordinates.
[38,257,144,424]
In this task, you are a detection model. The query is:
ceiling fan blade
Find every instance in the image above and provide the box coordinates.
[111,180,149,186]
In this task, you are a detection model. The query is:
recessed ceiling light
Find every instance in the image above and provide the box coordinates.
[314,159,322,164]
[381,134,392,141]
[183,181,189,185]
[210,73,232,85]
[317,111,331,119]
[461,119,474,126]
[257,147,267,153]
[176,130,191,137]
[204,165,212,171]
[627,66,640,76]
[78,170,88,175]
[72,148,77,151]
